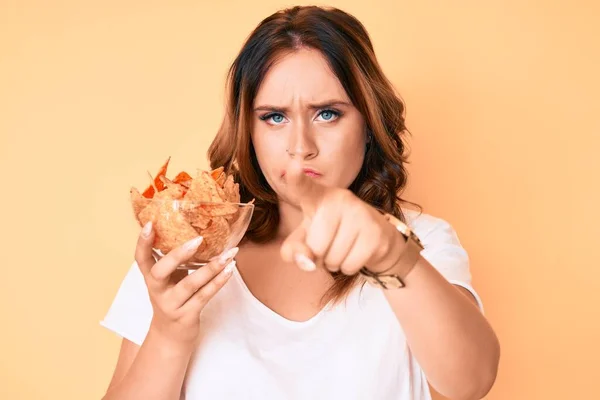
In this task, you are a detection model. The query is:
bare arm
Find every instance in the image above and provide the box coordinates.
[102,332,193,400]
[104,339,140,395]
[384,257,500,400]
[102,222,237,399]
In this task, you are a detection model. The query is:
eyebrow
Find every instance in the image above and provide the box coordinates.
[253,100,351,113]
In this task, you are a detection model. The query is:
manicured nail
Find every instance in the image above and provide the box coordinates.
[295,254,316,271]
[142,221,153,237]
[184,236,203,251]
[219,247,239,265]
[224,260,236,274]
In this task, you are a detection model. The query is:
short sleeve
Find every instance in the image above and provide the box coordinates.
[100,261,154,345]
[405,210,484,313]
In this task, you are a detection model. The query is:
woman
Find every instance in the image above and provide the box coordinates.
[101,6,500,400]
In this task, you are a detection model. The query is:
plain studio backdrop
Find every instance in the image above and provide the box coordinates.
[1,1,598,399]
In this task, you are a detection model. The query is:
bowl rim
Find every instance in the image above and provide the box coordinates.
[141,199,255,207]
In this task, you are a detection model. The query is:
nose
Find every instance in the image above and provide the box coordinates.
[286,122,318,160]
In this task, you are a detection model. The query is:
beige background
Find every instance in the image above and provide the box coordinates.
[1,0,598,399]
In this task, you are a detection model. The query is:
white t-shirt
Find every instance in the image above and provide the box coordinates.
[100,209,483,400]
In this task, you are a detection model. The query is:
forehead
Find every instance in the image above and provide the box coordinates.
[254,48,350,106]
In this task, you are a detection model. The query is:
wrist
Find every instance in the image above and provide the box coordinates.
[360,212,424,289]
[380,235,423,276]
[147,323,197,357]
[369,231,409,273]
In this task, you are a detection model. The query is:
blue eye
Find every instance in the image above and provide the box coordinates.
[316,109,340,122]
[259,112,287,125]
[259,109,341,125]
[321,111,333,120]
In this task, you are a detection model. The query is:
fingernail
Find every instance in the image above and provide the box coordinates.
[224,260,236,274]
[184,236,203,251]
[219,247,239,265]
[295,254,316,271]
[142,221,152,237]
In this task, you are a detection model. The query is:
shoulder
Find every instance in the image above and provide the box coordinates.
[401,207,485,311]
[100,261,153,346]
[401,207,461,245]
[400,207,470,271]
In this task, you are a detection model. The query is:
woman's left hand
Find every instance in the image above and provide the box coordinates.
[280,161,407,274]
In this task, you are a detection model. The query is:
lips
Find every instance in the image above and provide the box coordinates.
[281,167,322,178]
[302,168,321,177]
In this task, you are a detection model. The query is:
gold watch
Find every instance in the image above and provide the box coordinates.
[359,212,424,289]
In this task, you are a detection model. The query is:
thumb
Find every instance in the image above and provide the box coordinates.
[280,217,317,272]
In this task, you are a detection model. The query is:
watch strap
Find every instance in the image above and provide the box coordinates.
[359,212,424,289]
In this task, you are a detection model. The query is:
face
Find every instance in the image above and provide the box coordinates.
[251,48,367,204]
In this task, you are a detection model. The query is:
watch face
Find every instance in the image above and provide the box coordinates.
[380,275,405,289]
[360,266,406,289]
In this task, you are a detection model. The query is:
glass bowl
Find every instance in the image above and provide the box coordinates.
[140,200,254,270]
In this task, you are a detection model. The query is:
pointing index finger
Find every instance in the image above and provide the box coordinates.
[285,160,327,216]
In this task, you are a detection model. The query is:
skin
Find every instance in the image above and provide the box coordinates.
[103,48,500,400]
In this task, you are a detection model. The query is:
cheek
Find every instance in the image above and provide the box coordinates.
[340,144,365,186]
[251,132,285,184]
[326,127,366,188]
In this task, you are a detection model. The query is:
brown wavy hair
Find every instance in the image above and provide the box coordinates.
[208,5,420,305]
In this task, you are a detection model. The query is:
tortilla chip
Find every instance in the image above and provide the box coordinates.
[142,156,171,198]
[130,187,151,223]
[183,170,223,203]
[137,184,196,254]
[173,171,193,188]
[195,216,230,260]
[223,174,240,203]
[182,203,211,230]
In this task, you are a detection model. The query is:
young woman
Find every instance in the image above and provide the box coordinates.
[101,6,500,400]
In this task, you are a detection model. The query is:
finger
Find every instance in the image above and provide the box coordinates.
[170,247,239,308]
[135,221,157,277]
[339,231,373,275]
[285,159,327,216]
[280,217,308,262]
[280,218,316,271]
[305,204,341,266]
[181,260,236,313]
[150,236,204,284]
[323,214,359,271]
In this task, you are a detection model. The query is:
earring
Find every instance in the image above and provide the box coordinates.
[366,131,373,146]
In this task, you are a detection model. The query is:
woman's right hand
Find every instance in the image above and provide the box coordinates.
[134,221,238,348]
